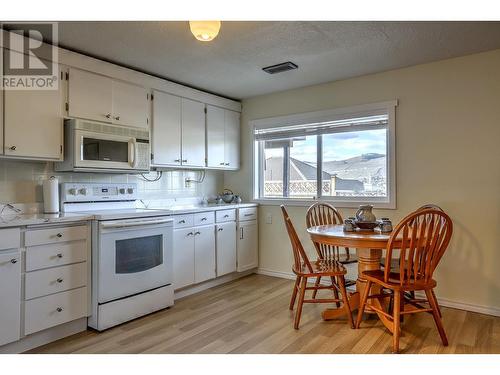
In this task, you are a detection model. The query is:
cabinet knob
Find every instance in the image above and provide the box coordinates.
[105,113,111,119]
[56,278,64,283]
[225,163,230,166]
[174,159,181,163]
[10,258,18,264]
[56,253,63,258]
[220,162,225,165]
[9,146,16,151]
[224,215,229,218]
[114,116,120,121]
[217,228,223,232]
[179,219,185,224]
[56,307,63,313]
[201,217,207,221]
[194,231,200,235]
[182,159,188,163]
[56,233,63,238]
[187,232,194,236]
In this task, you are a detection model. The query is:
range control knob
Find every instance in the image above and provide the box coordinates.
[119,188,126,194]
[79,188,87,196]
[127,188,134,194]
[68,188,77,195]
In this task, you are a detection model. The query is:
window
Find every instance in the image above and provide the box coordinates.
[253,101,397,208]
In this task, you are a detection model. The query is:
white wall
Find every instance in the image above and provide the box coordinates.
[225,49,500,314]
[0,159,223,204]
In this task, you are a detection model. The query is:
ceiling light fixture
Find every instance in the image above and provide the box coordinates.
[189,21,221,42]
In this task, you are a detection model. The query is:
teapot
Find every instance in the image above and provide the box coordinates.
[355,205,376,222]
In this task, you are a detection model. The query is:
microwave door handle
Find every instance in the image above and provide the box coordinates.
[129,139,138,168]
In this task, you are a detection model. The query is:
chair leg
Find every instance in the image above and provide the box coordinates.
[294,277,307,330]
[289,276,301,310]
[311,276,321,299]
[425,289,448,346]
[330,276,341,308]
[338,276,354,329]
[393,291,402,354]
[431,289,443,318]
[355,280,372,329]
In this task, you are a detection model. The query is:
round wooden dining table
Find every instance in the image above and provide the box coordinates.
[307,224,395,333]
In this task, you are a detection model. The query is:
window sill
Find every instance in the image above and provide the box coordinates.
[252,198,396,209]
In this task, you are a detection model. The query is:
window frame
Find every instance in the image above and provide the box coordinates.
[252,100,397,209]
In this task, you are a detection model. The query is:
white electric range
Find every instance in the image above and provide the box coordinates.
[60,182,174,331]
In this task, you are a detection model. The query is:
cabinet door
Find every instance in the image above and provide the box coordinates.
[194,225,216,283]
[112,80,149,129]
[216,222,237,276]
[0,47,3,155]
[173,228,195,289]
[237,220,258,272]
[68,68,112,123]
[224,110,240,169]
[0,249,21,346]
[3,57,63,160]
[181,98,206,167]
[206,105,225,168]
[151,91,182,166]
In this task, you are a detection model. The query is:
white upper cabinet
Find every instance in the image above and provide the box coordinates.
[206,105,240,170]
[152,90,182,166]
[111,80,149,129]
[224,110,240,170]
[206,105,226,168]
[68,68,113,123]
[68,68,149,129]
[3,53,63,160]
[181,98,206,167]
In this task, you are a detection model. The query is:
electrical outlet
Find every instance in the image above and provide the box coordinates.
[265,213,272,224]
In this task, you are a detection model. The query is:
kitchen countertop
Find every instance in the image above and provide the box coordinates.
[0,203,258,228]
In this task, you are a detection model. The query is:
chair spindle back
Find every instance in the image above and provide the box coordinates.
[385,208,453,286]
[306,202,345,261]
[281,205,313,273]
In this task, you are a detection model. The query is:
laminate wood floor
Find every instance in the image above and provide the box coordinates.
[28,274,500,354]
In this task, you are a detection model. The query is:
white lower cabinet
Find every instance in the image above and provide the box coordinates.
[173,228,196,289]
[237,220,258,272]
[0,248,21,346]
[194,226,216,283]
[216,222,237,276]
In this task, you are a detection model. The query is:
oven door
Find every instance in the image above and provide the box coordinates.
[97,217,173,304]
[74,129,138,171]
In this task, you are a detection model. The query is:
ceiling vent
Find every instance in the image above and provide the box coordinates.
[262,61,298,74]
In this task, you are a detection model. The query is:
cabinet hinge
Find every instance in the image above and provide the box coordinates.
[147,117,149,125]
[60,145,63,154]
[65,102,69,111]
[151,94,154,101]
[65,72,69,80]
[204,107,207,114]
[60,71,63,80]
[151,153,154,161]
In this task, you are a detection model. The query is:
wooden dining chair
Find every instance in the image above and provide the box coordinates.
[306,202,358,301]
[355,208,453,353]
[281,205,354,330]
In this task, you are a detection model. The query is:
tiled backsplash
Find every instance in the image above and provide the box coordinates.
[0,159,224,204]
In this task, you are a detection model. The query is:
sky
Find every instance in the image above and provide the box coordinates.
[266,129,387,163]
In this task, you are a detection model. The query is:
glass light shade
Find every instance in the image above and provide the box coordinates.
[189,21,221,42]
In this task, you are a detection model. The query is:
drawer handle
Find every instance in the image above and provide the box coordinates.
[178,220,186,224]
[217,228,223,232]
[201,217,207,221]
[56,307,63,313]
[174,159,181,163]
[244,214,253,216]
[56,233,63,238]
[56,253,63,258]
[9,145,17,151]
[105,113,111,119]
[56,278,64,283]
[224,215,229,218]
[194,231,201,235]
[225,163,230,166]
[114,115,120,121]
[187,232,194,236]
[10,258,18,264]
[182,159,188,163]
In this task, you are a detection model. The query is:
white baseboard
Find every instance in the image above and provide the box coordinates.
[257,268,500,317]
[174,269,257,300]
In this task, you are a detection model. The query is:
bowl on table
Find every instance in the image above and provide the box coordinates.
[354,221,379,230]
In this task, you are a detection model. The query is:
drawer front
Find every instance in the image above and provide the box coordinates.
[25,262,87,300]
[25,225,88,247]
[194,211,215,226]
[26,241,87,271]
[24,287,87,335]
[238,207,257,222]
[0,228,21,250]
[173,214,194,229]
[216,209,236,223]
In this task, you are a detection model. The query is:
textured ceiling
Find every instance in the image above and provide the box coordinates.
[45,21,500,99]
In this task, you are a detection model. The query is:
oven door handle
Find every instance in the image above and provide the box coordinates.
[100,218,172,229]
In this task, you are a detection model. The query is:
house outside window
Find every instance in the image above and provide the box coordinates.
[252,101,397,208]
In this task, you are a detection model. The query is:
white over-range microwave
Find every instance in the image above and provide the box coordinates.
[55,119,151,173]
